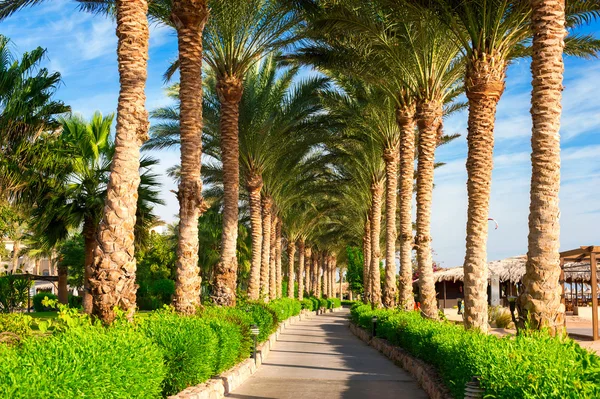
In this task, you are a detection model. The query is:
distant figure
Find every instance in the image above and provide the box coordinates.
[457,285,464,315]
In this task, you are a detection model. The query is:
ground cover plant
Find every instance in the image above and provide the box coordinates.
[351,304,600,398]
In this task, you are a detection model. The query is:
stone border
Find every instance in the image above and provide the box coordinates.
[349,322,453,399]
[171,307,343,399]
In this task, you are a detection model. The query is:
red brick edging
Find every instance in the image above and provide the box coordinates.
[170,307,343,399]
[349,323,453,399]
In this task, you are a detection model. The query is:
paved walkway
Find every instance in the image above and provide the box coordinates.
[229,309,427,399]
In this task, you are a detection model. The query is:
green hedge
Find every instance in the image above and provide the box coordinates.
[267,298,302,322]
[351,304,600,398]
[327,298,341,309]
[140,311,218,396]
[236,301,276,342]
[0,325,165,398]
[1,298,308,398]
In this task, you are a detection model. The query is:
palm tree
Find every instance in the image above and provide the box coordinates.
[28,112,163,313]
[4,0,155,323]
[199,0,299,306]
[0,35,69,156]
[414,0,600,330]
[170,0,209,315]
[520,0,566,333]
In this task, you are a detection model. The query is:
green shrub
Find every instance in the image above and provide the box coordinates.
[0,275,31,312]
[328,298,341,308]
[0,313,32,338]
[140,311,218,396]
[350,305,600,398]
[237,301,276,342]
[267,298,302,322]
[301,298,314,311]
[310,297,319,311]
[318,298,328,309]
[67,294,83,309]
[0,325,165,398]
[32,293,58,312]
[198,306,253,372]
[341,299,356,306]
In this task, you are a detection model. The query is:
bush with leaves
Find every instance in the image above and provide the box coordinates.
[236,301,276,342]
[32,293,58,312]
[0,274,31,312]
[301,298,314,311]
[267,298,302,323]
[139,310,218,396]
[351,304,600,398]
[198,305,253,371]
[0,313,32,339]
[0,323,165,398]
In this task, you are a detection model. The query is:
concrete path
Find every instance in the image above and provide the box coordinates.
[229,308,428,399]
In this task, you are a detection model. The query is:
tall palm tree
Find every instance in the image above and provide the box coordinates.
[1,0,152,323]
[200,0,299,306]
[27,113,163,313]
[170,0,209,315]
[415,0,600,330]
[520,0,566,333]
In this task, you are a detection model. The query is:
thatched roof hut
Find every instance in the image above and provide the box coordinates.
[433,255,595,284]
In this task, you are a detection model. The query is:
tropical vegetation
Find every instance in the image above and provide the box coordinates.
[0,0,599,396]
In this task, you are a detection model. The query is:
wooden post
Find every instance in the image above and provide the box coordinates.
[591,251,598,341]
[443,281,447,309]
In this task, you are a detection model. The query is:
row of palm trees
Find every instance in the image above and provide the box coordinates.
[1,0,596,334]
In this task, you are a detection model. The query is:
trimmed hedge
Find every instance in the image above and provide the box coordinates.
[351,304,600,398]
[267,297,302,323]
[1,297,309,398]
[0,325,165,398]
[140,311,218,396]
[236,301,276,342]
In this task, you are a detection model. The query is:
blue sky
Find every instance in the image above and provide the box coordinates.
[3,1,600,267]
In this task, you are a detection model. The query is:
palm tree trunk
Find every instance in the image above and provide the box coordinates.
[11,240,19,272]
[287,241,296,299]
[415,100,442,320]
[305,246,312,296]
[260,197,272,299]
[370,180,384,308]
[323,253,329,297]
[329,256,335,298]
[213,75,243,306]
[312,251,319,298]
[298,240,305,300]
[317,252,323,298]
[397,104,416,311]
[363,216,372,303]
[275,217,283,298]
[521,0,566,333]
[82,219,97,314]
[247,174,263,300]
[463,56,506,332]
[383,144,399,308]
[339,265,343,300]
[91,0,150,323]
[172,0,209,314]
[269,212,277,300]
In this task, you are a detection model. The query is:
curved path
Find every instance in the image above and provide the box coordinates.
[228,308,428,399]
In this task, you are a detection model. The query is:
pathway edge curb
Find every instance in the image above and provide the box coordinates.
[170,307,343,399]
[348,322,454,399]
